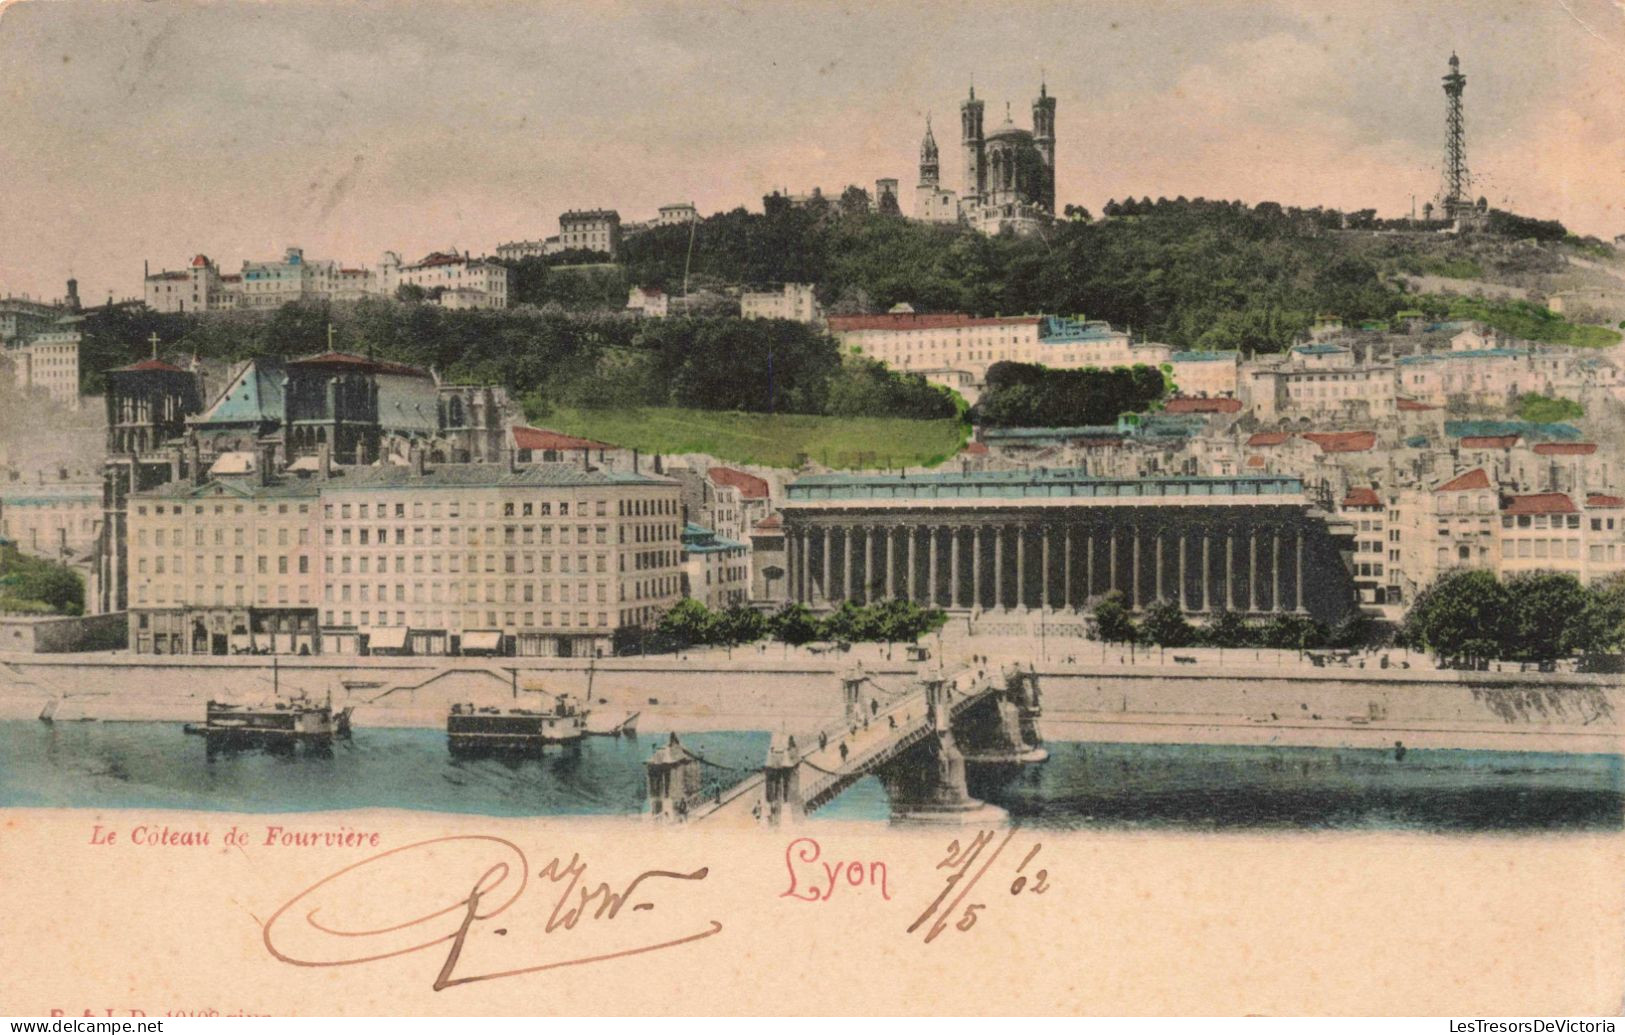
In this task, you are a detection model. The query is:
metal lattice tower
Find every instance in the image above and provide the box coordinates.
[1441,52,1470,215]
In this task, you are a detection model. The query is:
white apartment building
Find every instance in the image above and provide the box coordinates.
[1496,492,1625,583]
[144,248,376,312]
[741,283,821,323]
[1167,351,1240,399]
[826,311,1158,404]
[680,523,750,610]
[657,203,698,226]
[498,210,623,261]
[394,252,509,310]
[7,326,81,408]
[1245,344,1396,421]
[125,462,684,657]
[1388,468,1499,603]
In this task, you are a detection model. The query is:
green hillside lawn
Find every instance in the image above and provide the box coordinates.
[533,405,968,470]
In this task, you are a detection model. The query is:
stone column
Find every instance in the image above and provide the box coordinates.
[1015,527,1026,609]
[994,526,1004,609]
[928,526,940,607]
[821,526,832,606]
[972,527,983,610]
[1130,526,1141,609]
[1178,532,1188,611]
[1063,526,1073,610]
[1040,526,1051,610]
[1154,530,1165,603]
[787,529,800,602]
[801,529,812,604]
[1271,532,1282,612]
[865,527,876,604]
[1109,526,1119,596]
[949,528,961,608]
[1295,529,1306,613]
[907,526,917,601]
[1224,530,1235,611]
[842,527,854,601]
[887,527,897,600]
[1201,532,1212,612]
[1085,531,1095,602]
[1248,531,1258,614]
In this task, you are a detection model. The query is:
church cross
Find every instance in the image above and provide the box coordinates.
[148,332,160,360]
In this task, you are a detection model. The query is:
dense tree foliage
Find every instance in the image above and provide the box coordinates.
[975,361,1167,427]
[0,545,85,615]
[649,598,946,651]
[1400,570,1624,663]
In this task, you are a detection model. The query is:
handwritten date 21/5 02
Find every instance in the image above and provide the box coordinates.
[907,829,1049,944]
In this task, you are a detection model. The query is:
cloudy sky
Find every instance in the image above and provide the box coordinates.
[0,0,1621,304]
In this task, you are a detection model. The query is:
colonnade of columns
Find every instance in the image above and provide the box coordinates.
[783,518,1310,614]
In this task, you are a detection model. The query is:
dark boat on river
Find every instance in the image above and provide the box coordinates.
[447,692,587,757]
[185,692,353,754]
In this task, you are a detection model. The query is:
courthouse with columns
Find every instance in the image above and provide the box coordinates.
[780,471,1356,626]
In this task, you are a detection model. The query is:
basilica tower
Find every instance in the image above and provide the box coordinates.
[961,84,986,202]
[919,117,940,187]
[1032,79,1056,213]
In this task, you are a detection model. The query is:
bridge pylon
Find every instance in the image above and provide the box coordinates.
[645,732,703,823]
[760,732,807,825]
[885,670,1007,825]
[963,664,1048,763]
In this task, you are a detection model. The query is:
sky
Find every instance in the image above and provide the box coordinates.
[0,0,1622,304]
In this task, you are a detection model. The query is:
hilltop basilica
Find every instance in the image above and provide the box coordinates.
[914,81,1056,236]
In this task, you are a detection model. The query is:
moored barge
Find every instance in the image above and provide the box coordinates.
[185,692,353,752]
[447,692,587,756]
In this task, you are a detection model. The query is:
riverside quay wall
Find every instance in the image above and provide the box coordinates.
[0,649,1618,755]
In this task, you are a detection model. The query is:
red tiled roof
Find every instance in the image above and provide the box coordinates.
[1436,468,1491,492]
[1587,493,1625,509]
[708,466,770,499]
[190,254,210,268]
[1164,396,1242,414]
[1246,432,1292,447]
[1342,487,1381,508]
[963,441,989,455]
[511,425,615,452]
[1503,492,1577,515]
[111,357,189,374]
[1396,398,1438,412]
[1245,455,1266,468]
[1460,434,1519,449]
[289,351,430,378]
[1303,431,1376,453]
[752,513,783,530]
[1533,442,1597,456]
[827,313,1042,333]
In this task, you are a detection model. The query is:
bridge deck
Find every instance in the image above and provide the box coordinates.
[692,665,1000,824]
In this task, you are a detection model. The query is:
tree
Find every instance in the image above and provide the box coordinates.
[657,599,717,648]
[1505,572,1591,661]
[769,602,823,645]
[714,604,769,646]
[1574,575,1625,657]
[1401,569,1514,663]
[1260,613,1323,650]
[1200,609,1253,649]
[1139,601,1194,647]
[1092,591,1137,643]
[0,546,84,615]
[395,284,429,303]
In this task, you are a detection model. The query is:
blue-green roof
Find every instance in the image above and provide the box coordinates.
[196,359,286,426]
[681,522,746,553]
[1292,343,1350,356]
[1444,420,1581,442]
[1169,350,1238,362]
[1398,348,1530,365]
[1038,316,1128,344]
[788,470,1304,503]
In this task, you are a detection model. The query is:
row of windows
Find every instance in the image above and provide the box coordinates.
[1501,514,1583,530]
[326,609,611,630]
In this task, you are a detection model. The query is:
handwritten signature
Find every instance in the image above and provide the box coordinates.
[907,829,1049,943]
[261,835,721,990]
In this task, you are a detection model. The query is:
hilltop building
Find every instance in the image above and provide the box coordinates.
[913,82,1056,236]
[388,251,509,309]
[740,283,821,323]
[496,210,623,260]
